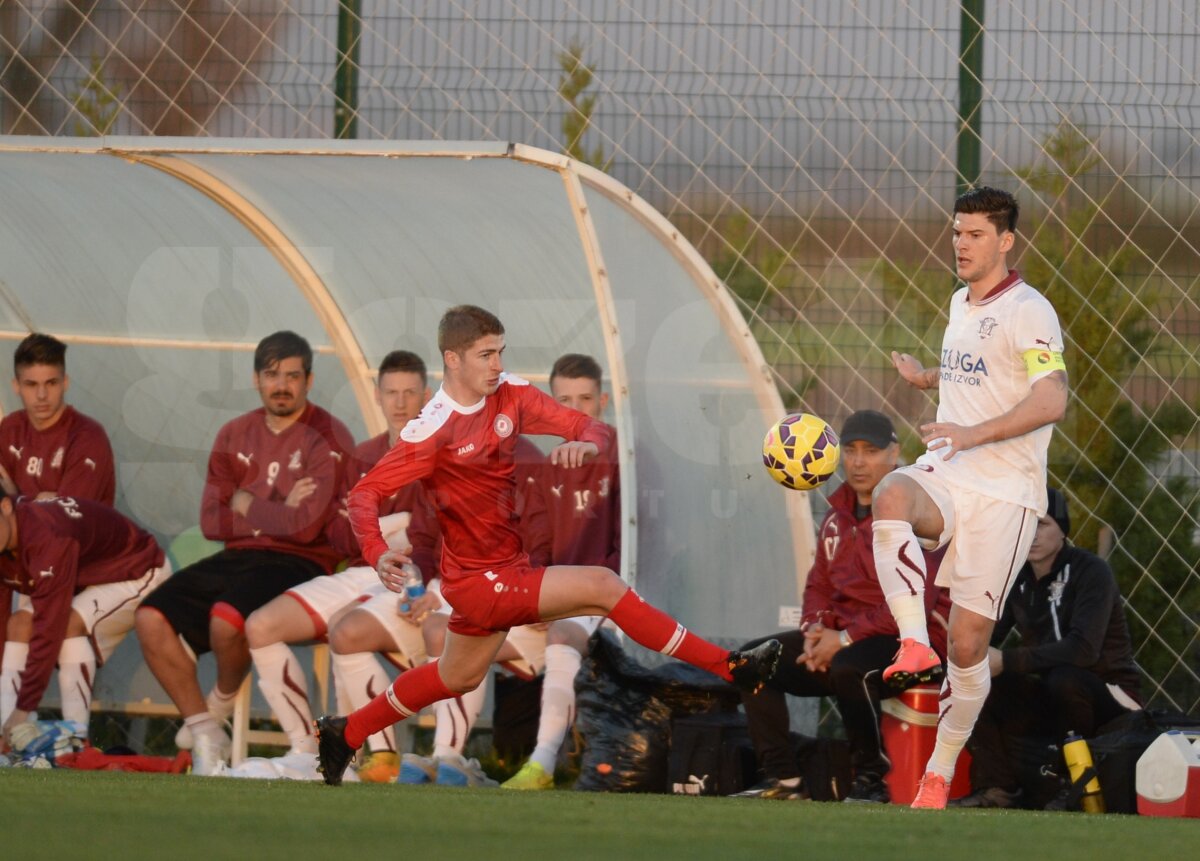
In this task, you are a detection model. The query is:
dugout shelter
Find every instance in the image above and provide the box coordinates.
[0,138,814,714]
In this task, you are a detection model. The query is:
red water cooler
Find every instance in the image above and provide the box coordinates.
[1136,732,1200,818]
[880,684,972,805]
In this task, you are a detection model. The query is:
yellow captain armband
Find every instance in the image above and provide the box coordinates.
[1022,348,1066,378]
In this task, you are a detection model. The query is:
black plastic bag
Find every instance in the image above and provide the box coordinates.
[574,630,742,792]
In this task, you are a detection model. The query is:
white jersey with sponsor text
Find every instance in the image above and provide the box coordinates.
[917,273,1063,513]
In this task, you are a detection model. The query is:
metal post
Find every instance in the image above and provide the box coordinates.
[956,0,985,197]
[335,0,361,139]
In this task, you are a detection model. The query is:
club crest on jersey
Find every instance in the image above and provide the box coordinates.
[494,413,514,439]
[51,447,64,470]
[978,317,998,339]
[288,449,303,471]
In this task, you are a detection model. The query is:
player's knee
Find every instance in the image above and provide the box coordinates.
[547,620,587,651]
[443,667,487,694]
[243,611,274,649]
[422,615,448,655]
[328,615,367,655]
[135,605,171,641]
[871,473,912,518]
[65,611,89,639]
[593,568,627,608]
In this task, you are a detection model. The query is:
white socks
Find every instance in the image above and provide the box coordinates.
[250,643,316,754]
[530,644,582,773]
[56,637,97,729]
[872,519,931,645]
[432,680,486,760]
[927,656,991,780]
[332,649,395,753]
[207,685,238,722]
[1,641,28,724]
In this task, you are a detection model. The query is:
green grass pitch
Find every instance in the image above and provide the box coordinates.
[2,769,1194,860]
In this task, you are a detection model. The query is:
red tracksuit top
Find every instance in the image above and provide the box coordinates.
[802,481,950,658]
[0,406,116,504]
[200,403,353,572]
[0,497,164,711]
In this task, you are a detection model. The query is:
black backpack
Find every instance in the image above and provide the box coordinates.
[667,711,757,796]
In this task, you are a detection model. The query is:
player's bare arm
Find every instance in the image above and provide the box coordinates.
[891,351,940,390]
[550,440,599,468]
[923,370,1068,459]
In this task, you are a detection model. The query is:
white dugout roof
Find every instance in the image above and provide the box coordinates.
[0,138,814,655]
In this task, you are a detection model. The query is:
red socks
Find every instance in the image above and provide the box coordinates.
[606,588,732,681]
[344,661,455,750]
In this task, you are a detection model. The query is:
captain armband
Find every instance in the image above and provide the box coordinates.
[1022,348,1066,378]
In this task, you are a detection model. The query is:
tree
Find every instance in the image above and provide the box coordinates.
[70,56,121,136]
[557,39,608,171]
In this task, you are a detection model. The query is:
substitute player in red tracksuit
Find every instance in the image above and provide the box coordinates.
[0,333,118,734]
[736,410,950,803]
[0,493,169,748]
[315,305,782,784]
[136,331,353,775]
[501,352,622,790]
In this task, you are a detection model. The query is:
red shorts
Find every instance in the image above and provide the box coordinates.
[441,563,546,637]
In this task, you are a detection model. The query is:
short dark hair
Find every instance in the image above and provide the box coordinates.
[438,305,504,355]
[378,350,427,386]
[550,353,603,387]
[954,186,1019,235]
[14,333,67,375]
[254,331,313,375]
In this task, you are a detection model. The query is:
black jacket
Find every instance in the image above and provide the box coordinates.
[995,543,1142,702]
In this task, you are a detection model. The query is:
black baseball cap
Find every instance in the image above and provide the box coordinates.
[1046,486,1070,537]
[840,410,898,448]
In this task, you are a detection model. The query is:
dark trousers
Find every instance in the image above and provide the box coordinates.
[969,667,1133,790]
[739,629,898,780]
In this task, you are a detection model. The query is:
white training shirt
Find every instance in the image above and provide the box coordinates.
[917,270,1065,514]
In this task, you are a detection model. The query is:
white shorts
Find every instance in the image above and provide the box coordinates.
[897,460,1038,621]
[284,565,381,637]
[354,579,449,669]
[18,562,173,663]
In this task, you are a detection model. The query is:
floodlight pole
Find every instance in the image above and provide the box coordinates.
[956,0,984,197]
[335,0,361,139]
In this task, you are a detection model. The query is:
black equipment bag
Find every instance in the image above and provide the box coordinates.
[668,711,756,796]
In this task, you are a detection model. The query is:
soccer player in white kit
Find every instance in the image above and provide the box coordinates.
[870,187,1069,809]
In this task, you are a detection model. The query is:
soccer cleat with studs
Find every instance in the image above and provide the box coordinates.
[314,715,357,786]
[882,638,944,691]
[727,639,783,693]
[910,771,950,809]
[501,760,555,790]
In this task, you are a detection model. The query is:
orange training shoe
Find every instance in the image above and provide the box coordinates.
[882,638,944,690]
[357,751,400,783]
[910,771,950,809]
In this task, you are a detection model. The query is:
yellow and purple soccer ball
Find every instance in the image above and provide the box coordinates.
[761,413,841,491]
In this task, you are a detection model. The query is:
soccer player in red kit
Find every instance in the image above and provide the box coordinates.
[315,305,781,784]
[502,353,622,790]
[0,492,169,750]
[136,331,353,775]
[0,333,117,740]
[239,350,437,778]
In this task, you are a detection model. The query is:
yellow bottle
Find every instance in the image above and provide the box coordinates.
[1063,733,1106,813]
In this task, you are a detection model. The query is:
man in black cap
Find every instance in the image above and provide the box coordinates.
[734,410,950,803]
[951,486,1142,809]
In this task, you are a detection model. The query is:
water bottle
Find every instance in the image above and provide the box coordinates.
[1063,732,1106,813]
[398,563,425,613]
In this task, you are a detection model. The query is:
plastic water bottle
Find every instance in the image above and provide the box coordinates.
[398,563,424,613]
[1063,732,1106,813]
